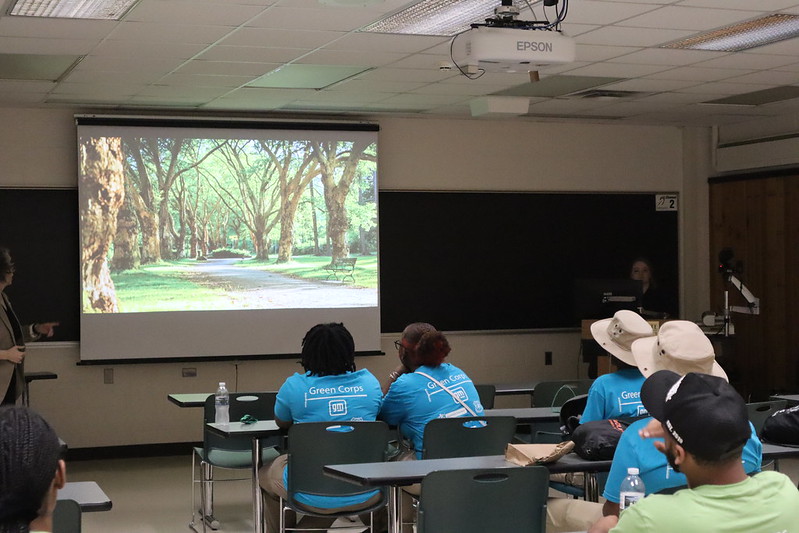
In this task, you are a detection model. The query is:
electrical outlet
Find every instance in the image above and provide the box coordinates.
[545,351,553,365]
[103,368,114,384]
[182,367,197,378]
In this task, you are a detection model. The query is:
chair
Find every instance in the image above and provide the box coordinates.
[191,392,280,532]
[417,466,549,533]
[532,379,593,409]
[747,400,787,436]
[527,380,593,444]
[278,421,389,533]
[421,416,517,459]
[474,384,496,409]
[53,499,81,533]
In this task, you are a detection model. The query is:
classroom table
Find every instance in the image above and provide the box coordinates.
[167,392,211,408]
[58,481,112,512]
[762,442,799,471]
[324,453,612,533]
[770,394,799,407]
[483,407,560,423]
[206,420,283,533]
[493,381,537,399]
[24,371,57,407]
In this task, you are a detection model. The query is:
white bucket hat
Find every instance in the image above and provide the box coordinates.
[631,320,728,380]
[590,310,653,367]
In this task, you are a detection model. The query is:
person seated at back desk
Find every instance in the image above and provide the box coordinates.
[581,310,653,424]
[0,405,67,533]
[600,321,762,518]
[379,322,484,460]
[589,370,799,533]
[259,322,383,533]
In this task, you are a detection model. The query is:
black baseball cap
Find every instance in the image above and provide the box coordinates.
[640,370,750,460]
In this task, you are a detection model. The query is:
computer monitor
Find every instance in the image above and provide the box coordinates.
[572,279,643,322]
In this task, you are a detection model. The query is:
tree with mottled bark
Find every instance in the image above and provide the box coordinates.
[79,136,125,312]
[312,139,375,262]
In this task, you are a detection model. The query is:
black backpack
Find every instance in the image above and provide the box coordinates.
[761,405,799,445]
[570,418,631,460]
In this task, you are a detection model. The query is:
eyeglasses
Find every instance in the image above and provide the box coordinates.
[394,340,403,351]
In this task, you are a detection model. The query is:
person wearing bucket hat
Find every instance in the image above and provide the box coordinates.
[591,320,762,520]
[580,310,653,424]
[588,371,799,533]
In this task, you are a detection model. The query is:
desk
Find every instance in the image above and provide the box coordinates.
[762,442,799,471]
[58,481,112,512]
[168,392,210,407]
[324,453,611,533]
[24,371,57,407]
[206,420,282,533]
[494,381,536,398]
[483,407,560,423]
[770,394,799,407]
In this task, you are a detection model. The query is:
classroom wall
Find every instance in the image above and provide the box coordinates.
[0,108,710,447]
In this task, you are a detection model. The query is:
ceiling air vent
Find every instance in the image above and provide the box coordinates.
[567,89,645,100]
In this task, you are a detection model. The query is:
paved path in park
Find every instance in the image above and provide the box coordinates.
[182,258,375,308]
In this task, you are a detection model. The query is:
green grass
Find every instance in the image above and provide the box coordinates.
[83,256,379,313]
[89,262,232,313]
[242,255,378,289]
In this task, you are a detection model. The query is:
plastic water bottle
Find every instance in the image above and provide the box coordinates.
[214,382,229,425]
[619,467,645,511]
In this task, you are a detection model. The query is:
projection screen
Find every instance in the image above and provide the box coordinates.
[77,117,380,361]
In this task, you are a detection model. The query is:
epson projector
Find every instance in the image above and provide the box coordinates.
[452,26,576,74]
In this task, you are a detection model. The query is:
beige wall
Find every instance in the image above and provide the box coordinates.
[1,108,710,448]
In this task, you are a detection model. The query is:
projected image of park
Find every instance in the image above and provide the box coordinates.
[79,134,378,313]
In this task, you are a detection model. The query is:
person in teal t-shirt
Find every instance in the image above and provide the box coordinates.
[589,371,799,533]
[0,406,67,533]
[581,310,654,424]
[259,323,383,533]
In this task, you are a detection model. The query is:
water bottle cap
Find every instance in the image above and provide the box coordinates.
[628,467,639,475]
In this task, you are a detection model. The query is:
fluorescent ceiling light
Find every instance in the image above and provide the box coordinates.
[9,0,140,19]
[661,13,799,52]
[361,0,532,37]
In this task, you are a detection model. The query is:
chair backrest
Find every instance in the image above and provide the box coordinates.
[53,499,82,533]
[559,393,588,434]
[532,380,593,409]
[747,400,787,435]
[203,392,278,452]
[286,421,389,499]
[474,384,496,409]
[422,416,517,460]
[417,466,548,533]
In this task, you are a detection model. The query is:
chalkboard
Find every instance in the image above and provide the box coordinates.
[378,191,679,332]
[0,189,80,341]
[0,189,679,342]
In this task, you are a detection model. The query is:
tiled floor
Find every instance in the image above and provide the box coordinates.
[68,453,367,533]
[67,453,799,533]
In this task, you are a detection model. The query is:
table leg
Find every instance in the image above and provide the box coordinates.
[584,472,598,502]
[388,486,401,533]
[252,437,263,533]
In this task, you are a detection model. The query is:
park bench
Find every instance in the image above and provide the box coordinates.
[324,257,357,282]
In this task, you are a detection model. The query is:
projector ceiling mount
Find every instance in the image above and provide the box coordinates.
[450,0,574,79]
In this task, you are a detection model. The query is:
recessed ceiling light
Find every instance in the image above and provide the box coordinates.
[8,0,140,20]
[361,0,531,37]
[661,13,799,52]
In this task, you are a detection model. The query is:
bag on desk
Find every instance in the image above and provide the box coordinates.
[571,419,629,460]
[505,440,574,466]
[762,405,799,445]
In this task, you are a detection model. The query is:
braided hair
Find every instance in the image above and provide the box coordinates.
[0,406,62,533]
[414,330,451,367]
[300,323,357,377]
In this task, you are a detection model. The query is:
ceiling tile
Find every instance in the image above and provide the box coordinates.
[577,26,695,47]
[219,27,346,48]
[619,6,760,31]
